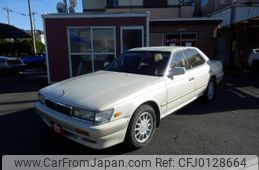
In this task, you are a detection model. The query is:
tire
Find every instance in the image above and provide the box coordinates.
[203,78,216,102]
[125,104,156,149]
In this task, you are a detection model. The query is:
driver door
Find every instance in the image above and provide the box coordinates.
[165,50,196,113]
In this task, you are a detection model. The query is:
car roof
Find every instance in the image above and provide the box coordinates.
[128,46,197,52]
[0,56,20,60]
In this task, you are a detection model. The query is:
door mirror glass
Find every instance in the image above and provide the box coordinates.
[168,67,186,77]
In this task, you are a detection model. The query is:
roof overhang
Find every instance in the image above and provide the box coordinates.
[42,12,150,19]
[208,6,259,27]
[0,23,31,39]
[233,16,259,28]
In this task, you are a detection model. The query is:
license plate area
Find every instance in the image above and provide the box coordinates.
[51,122,64,136]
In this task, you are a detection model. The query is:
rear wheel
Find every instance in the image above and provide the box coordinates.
[126,104,156,149]
[203,78,216,102]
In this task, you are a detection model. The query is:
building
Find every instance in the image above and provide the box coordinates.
[43,0,222,83]
[83,0,194,18]
[43,13,150,83]
[201,0,259,68]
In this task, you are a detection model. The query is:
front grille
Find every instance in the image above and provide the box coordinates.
[45,99,72,116]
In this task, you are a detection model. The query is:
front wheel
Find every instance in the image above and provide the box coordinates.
[203,78,216,102]
[126,105,156,149]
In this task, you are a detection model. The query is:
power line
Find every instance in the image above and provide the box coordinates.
[2,5,40,18]
[3,7,12,24]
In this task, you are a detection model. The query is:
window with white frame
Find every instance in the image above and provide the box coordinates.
[68,27,116,77]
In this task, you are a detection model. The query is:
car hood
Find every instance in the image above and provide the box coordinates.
[40,71,163,110]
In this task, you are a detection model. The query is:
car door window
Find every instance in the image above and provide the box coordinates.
[184,49,205,69]
[0,59,5,67]
[171,51,186,68]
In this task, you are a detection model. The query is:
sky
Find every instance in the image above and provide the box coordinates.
[0,0,82,31]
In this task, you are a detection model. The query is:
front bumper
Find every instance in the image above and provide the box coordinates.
[35,102,128,149]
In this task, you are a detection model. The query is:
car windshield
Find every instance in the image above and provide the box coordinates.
[106,51,171,76]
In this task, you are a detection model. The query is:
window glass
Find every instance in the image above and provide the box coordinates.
[181,34,196,47]
[107,51,170,76]
[71,55,92,76]
[69,28,91,53]
[143,0,167,7]
[0,59,5,67]
[184,49,205,68]
[106,0,118,7]
[94,54,115,71]
[171,51,185,68]
[69,27,116,77]
[166,34,180,46]
[165,33,197,47]
[92,28,115,53]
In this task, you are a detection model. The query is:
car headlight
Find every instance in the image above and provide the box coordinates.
[38,93,46,105]
[73,108,114,124]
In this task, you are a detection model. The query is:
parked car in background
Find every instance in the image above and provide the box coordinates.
[35,46,224,149]
[248,49,259,71]
[0,56,26,75]
[22,53,46,68]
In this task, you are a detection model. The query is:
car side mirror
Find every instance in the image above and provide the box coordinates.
[168,67,186,77]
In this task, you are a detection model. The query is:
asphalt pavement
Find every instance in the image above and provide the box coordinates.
[0,69,258,156]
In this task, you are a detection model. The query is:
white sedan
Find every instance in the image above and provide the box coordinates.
[35,46,224,149]
[248,49,259,71]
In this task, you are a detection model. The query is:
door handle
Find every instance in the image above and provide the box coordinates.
[189,77,194,81]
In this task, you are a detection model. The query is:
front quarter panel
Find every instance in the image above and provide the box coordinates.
[110,79,167,123]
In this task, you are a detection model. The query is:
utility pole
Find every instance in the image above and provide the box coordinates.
[32,12,37,43]
[28,0,37,54]
[3,7,12,25]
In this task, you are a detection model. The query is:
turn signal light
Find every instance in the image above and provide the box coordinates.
[75,128,89,136]
[114,112,122,117]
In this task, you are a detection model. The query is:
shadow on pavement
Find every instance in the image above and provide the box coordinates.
[0,108,135,155]
[175,72,259,115]
[0,70,48,94]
